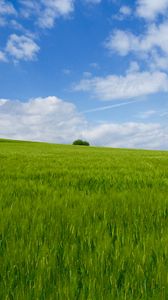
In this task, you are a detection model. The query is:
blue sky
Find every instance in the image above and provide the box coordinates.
[0,0,168,149]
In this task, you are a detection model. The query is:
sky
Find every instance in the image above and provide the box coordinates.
[0,0,168,149]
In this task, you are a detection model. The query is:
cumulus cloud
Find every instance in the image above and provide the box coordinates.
[83,122,168,149]
[105,30,138,56]
[136,0,168,20]
[127,61,140,73]
[74,71,168,101]
[150,51,168,71]
[106,22,168,57]
[0,0,16,16]
[0,96,167,150]
[6,34,40,61]
[113,5,132,21]
[38,0,74,28]
[20,0,74,28]
[0,96,85,143]
[19,0,102,29]
[105,21,168,71]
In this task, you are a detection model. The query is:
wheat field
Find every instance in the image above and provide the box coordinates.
[0,139,168,299]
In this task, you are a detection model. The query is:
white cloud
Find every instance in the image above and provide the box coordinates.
[0,96,85,143]
[150,51,168,71]
[0,0,17,27]
[74,71,168,101]
[0,99,8,106]
[19,0,101,29]
[19,0,41,18]
[39,0,74,28]
[106,22,168,57]
[0,96,167,150]
[0,1,75,63]
[0,0,16,15]
[0,0,101,63]
[105,30,135,56]
[6,34,40,61]
[136,0,168,20]
[83,122,168,149]
[120,5,132,16]
[127,61,140,73]
[0,50,7,62]
[105,21,168,71]
[10,20,26,31]
[113,5,132,21]
[20,0,74,28]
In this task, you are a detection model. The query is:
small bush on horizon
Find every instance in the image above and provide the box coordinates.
[73,139,90,146]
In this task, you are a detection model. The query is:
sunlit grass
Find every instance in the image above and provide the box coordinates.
[0,140,168,299]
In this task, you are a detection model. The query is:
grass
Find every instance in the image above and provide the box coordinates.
[0,139,168,299]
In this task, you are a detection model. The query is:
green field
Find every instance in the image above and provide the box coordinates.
[0,139,168,299]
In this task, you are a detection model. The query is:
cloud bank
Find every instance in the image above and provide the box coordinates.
[0,96,85,143]
[0,96,167,150]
